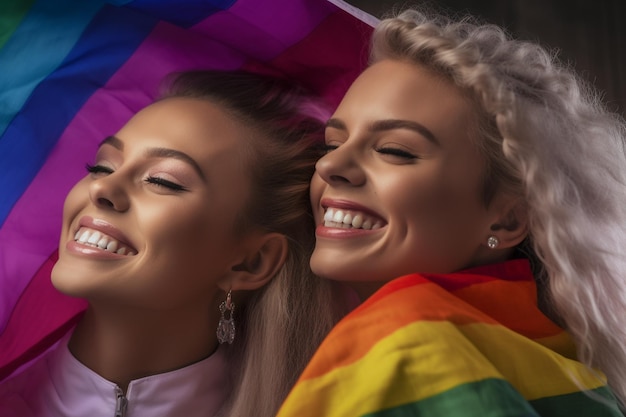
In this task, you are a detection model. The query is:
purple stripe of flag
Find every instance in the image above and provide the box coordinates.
[193,0,334,61]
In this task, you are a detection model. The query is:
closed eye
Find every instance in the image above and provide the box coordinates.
[375,147,418,159]
[144,176,188,192]
[322,145,339,154]
[85,163,113,175]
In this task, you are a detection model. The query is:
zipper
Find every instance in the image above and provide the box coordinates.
[114,386,128,417]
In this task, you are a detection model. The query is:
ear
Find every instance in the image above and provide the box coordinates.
[223,232,288,291]
[487,197,528,249]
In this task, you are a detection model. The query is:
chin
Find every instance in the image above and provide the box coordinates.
[310,258,355,283]
[50,260,94,298]
[309,252,334,280]
[310,248,368,281]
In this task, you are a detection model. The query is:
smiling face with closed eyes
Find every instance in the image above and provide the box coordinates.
[309,60,523,298]
[52,97,261,310]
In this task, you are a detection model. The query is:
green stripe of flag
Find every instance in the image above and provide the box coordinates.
[363,378,621,417]
[530,386,622,417]
[0,0,37,49]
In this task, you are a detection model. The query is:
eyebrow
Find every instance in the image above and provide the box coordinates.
[326,118,440,145]
[98,135,206,181]
[99,135,123,149]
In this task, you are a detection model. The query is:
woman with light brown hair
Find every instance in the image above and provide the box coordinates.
[0,70,341,417]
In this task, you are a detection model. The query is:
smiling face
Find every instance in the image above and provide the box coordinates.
[52,97,257,310]
[310,60,515,296]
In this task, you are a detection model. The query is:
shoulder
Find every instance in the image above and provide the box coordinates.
[280,296,535,416]
[292,272,622,416]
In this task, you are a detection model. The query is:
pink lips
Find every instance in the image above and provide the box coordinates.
[65,241,127,259]
[315,224,380,238]
[319,198,384,220]
[65,216,137,259]
[316,198,386,238]
[78,216,135,249]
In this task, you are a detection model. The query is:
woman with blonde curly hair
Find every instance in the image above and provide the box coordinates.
[279,7,626,417]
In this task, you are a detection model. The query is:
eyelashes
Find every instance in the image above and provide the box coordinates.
[85,163,113,174]
[143,176,188,192]
[85,163,188,192]
[320,145,418,160]
[374,147,417,159]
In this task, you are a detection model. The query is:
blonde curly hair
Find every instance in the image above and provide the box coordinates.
[372,8,626,406]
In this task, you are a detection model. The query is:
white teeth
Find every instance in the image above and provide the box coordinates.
[106,240,118,252]
[322,208,384,231]
[87,231,101,245]
[73,227,135,256]
[78,230,90,243]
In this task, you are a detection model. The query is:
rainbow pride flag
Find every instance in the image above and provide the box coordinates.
[278,259,623,417]
[0,0,374,380]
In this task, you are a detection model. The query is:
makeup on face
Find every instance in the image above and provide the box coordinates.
[309,60,501,298]
[52,98,255,310]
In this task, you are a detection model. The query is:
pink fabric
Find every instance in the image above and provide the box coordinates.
[193,0,334,61]
[0,253,85,381]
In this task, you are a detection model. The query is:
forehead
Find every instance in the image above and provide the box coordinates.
[338,59,476,132]
[116,97,253,163]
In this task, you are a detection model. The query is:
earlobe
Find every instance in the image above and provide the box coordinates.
[488,198,528,249]
[226,232,288,291]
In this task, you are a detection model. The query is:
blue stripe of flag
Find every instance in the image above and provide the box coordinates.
[0,4,158,225]
[123,0,236,27]
[0,0,106,137]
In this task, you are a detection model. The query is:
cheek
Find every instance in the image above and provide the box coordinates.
[310,173,324,205]
[392,174,482,234]
[381,171,450,216]
[146,203,206,239]
[142,199,237,258]
[62,180,89,225]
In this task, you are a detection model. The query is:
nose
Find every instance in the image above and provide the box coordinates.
[314,144,365,187]
[88,173,130,212]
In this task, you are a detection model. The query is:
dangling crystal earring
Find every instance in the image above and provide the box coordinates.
[216,290,235,344]
[487,235,500,249]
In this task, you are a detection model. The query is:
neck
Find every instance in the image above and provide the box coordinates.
[69,302,219,393]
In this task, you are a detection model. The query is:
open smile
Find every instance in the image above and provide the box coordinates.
[322,207,386,230]
[74,227,137,256]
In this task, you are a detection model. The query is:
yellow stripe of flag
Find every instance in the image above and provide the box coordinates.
[278,320,605,417]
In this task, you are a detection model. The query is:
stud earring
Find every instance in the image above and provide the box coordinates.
[216,290,235,344]
[487,235,500,249]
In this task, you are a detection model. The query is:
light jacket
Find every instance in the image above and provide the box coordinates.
[0,333,228,417]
